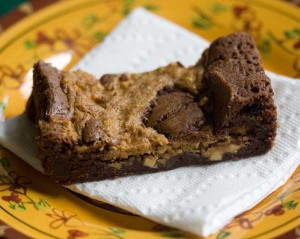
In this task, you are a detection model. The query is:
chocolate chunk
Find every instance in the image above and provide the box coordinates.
[33,61,73,120]
[119,74,129,82]
[146,92,193,127]
[82,119,106,144]
[146,92,204,138]
[99,74,116,86]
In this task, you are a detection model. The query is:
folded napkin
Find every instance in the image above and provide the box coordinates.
[1,9,300,237]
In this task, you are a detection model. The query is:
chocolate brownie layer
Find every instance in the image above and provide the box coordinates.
[26,32,277,184]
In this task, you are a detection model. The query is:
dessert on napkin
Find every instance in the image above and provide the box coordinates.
[0,8,300,237]
[26,31,276,184]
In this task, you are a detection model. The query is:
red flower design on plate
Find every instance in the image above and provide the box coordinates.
[265,205,285,216]
[36,31,55,49]
[293,40,300,49]
[46,208,83,229]
[54,28,92,57]
[232,6,249,18]
[231,5,262,40]
[238,217,253,229]
[1,192,21,203]
[0,65,26,89]
[0,171,31,195]
[67,229,88,239]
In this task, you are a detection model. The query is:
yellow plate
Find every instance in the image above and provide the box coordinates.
[0,0,300,238]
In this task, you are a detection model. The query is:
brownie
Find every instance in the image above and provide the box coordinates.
[26,32,277,185]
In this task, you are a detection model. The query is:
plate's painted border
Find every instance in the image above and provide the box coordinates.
[0,0,101,54]
[245,215,300,239]
[0,205,59,239]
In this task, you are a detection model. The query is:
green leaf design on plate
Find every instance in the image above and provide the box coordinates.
[143,3,159,11]
[111,227,126,235]
[284,31,296,39]
[17,202,26,211]
[284,28,300,39]
[93,32,107,41]
[192,16,211,30]
[283,200,298,210]
[82,13,98,29]
[217,231,231,239]
[258,36,272,58]
[24,39,36,49]
[38,199,50,208]
[122,0,135,16]
[210,3,227,13]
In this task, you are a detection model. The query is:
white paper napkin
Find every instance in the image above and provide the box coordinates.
[1,9,300,237]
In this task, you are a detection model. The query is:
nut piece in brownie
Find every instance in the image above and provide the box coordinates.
[26,32,277,184]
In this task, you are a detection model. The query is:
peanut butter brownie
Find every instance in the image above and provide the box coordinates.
[26,33,277,185]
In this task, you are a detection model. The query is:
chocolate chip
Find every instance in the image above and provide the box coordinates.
[82,119,106,144]
[120,74,129,82]
[34,61,73,120]
[145,91,204,139]
[99,74,116,86]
